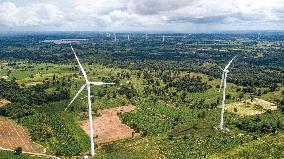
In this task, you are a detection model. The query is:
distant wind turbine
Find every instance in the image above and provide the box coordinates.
[218,56,236,131]
[114,33,117,41]
[65,45,115,157]
[162,35,165,43]
[127,34,130,41]
[257,33,261,40]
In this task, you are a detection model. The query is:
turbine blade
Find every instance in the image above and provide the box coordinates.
[216,64,223,71]
[90,82,115,86]
[102,82,115,85]
[64,84,86,111]
[224,56,236,70]
[70,45,88,80]
[219,73,224,92]
[90,82,103,85]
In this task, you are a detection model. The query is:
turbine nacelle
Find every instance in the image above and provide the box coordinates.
[66,45,115,110]
[218,56,236,92]
[223,70,229,73]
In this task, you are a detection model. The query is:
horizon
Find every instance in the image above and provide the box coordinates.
[1,30,284,34]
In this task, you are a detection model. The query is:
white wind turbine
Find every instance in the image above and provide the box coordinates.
[65,45,115,156]
[162,35,165,43]
[114,33,117,41]
[127,34,130,41]
[218,56,236,131]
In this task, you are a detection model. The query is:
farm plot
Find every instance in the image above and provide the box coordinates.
[0,117,44,153]
[80,105,138,145]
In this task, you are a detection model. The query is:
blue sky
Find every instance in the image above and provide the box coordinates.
[0,0,284,32]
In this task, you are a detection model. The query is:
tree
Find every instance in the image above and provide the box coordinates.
[14,147,22,155]
[279,98,284,113]
[250,95,255,102]
[12,77,16,82]
[53,74,56,81]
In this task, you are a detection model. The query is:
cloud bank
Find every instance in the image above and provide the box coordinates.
[0,0,284,31]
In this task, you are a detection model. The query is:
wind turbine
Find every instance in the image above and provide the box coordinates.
[257,32,261,40]
[218,56,236,131]
[162,35,165,43]
[127,34,130,41]
[65,45,115,156]
[114,33,117,41]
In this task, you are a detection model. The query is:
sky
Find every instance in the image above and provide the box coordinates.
[0,0,284,32]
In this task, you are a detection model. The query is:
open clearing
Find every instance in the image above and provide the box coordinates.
[80,105,138,145]
[0,99,10,107]
[225,98,277,116]
[0,117,44,153]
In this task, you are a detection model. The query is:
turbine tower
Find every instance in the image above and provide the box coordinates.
[127,34,130,41]
[162,35,165,43]
[114,33,117,41]
[218,56,236,131]
[65,45,115,156]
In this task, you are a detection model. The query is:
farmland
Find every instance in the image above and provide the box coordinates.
[80,105,137,145]
[0,32,283,158]
[0,117,44,153]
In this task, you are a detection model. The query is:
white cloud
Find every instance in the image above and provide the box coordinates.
[0,0,284,31]
[0,2,64,27]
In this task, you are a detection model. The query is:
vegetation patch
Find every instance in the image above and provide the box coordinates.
[225,98,277,116]
[210,132,284,158]
[235,110,284,133]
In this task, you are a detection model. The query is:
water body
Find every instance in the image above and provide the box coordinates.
[43,39,88,44]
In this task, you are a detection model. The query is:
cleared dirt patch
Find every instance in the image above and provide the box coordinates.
[26,81,44,86]
[0,99,11,107]
[0,117,44,153]
[225,98,277,116]
[80,105,138,145]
